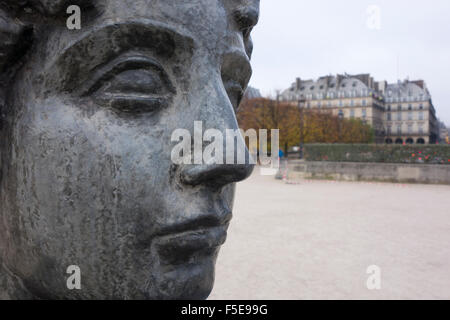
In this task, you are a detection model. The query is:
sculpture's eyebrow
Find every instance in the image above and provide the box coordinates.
[43,21,195,92]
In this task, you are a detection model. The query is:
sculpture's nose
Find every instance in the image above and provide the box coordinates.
[180,163,254,188]
[177,77,255,188]
[178,122,255,188]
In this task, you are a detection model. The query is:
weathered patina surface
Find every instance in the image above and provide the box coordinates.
[0,0,258,299]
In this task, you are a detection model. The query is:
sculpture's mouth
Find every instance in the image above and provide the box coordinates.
[154,225,228,265]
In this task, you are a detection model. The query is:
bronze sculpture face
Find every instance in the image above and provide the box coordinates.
[0,0,258,299]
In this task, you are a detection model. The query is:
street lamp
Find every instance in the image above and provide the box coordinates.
[298,98,304,159]
[338,109,344,142]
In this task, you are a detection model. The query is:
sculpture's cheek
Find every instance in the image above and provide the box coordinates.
[9,98,177,298]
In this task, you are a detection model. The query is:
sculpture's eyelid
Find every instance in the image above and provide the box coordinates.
[80,56,174,97]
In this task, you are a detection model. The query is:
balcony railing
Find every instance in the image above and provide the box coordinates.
[386,132,429,137]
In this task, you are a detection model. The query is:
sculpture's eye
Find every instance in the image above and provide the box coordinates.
[83,55,175,113]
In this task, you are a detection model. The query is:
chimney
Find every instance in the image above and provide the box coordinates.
[336,74,343,88]
[376,81,387,94]
[296,77,302,91]
[412,80,425,89]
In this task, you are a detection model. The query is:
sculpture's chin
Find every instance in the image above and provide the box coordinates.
[150,247,221,300]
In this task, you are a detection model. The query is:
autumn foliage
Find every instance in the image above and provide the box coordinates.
[237,98,374,152]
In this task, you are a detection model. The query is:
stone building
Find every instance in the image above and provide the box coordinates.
[280,74,439,144]
[384,80,438,144]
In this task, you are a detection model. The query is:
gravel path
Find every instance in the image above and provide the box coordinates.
[209,169,450,300]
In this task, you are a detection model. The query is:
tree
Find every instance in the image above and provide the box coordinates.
[237,98,375,152]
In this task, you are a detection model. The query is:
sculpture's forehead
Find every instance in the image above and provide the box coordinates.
[41,0,238,67]
[102,0,231,48]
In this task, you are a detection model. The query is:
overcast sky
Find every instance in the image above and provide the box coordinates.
[249,0,450,125]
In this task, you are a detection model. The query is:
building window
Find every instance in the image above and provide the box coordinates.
[418,125,423,134]
[419,104,423,110]
[362,109,367,118]
[408,112,413,120]
[339,100,343,107]
[350,109,355,118]
[387,126,392,135]
[419,112,424,120]
[397,125,402,135]
[350,100,354,106]
[387,105,391,111]
[362,100,367,106]
[408,124,413,134]
[387,113,391,121]
[408,104,412,110]
[397,113,402,121]
[397,105,402,111]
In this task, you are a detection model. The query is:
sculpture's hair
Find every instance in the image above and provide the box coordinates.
[0,4,27,76]
[0,0,94,74]
[0,1,95,177]
[0,3,30,128]
[0,1,95,113]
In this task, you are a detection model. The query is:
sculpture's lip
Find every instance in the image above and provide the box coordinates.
[154,225,228,265]
[155,209,233,239]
